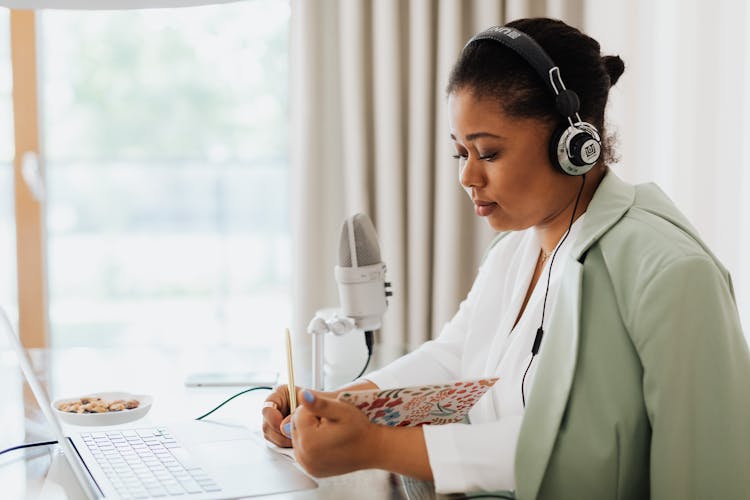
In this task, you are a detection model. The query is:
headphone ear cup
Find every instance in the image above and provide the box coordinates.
[549,122,602,176]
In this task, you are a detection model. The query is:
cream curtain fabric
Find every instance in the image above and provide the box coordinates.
[582,0,750,338]
[289,0,586,381]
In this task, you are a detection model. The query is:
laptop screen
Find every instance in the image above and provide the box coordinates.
[0,307,98,499]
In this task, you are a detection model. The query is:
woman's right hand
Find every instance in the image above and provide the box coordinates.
[261,385,338,447]
[261,385,297,448]
[261,379,378,448]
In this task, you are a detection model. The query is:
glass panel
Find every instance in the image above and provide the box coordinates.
[0,8,18,326]
[40,1,290,348]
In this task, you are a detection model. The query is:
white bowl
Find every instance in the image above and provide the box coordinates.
[51,392,153,426]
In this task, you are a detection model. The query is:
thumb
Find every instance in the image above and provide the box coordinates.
[296,389,345,421]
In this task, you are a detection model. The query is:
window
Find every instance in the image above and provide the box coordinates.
[0,8,17,327]
[39,1,290,348]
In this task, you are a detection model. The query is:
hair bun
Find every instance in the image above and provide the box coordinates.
[602,55,625,86]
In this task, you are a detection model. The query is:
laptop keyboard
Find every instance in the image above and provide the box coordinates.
[80,427,222,498]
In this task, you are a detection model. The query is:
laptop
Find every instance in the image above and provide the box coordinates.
[1,307,317,499]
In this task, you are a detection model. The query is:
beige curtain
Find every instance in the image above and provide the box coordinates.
[289,0,585,383]
[582,0,750,339]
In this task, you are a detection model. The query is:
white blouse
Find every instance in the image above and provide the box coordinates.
[365,216,585,493]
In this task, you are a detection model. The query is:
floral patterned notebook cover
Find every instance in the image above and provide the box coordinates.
[338,378,499,427]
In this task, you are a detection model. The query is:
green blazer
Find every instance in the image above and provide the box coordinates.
[509,171,750,499]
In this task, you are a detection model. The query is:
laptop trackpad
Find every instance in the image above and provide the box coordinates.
[190,439,279,465]
[190,440,317,495]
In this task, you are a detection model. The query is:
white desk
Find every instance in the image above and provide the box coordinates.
[0,346,447,499]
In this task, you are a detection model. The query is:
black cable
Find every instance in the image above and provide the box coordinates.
[539,174,586,329]
[195,386,273,421]
[354,353,372,380]
[353,330,375,381]
[0,440,58,457]
[521,353,534,408]
[522,174,586,407]
[1,389,273,460]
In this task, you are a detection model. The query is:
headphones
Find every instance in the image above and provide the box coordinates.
[464,25,602,176]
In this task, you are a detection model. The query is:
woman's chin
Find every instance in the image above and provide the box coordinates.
[485,216,507,232]
[484,215,530,233]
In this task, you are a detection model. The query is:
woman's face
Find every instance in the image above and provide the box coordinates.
[449,88,579,232]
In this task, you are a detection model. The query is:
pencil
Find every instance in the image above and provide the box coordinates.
[285,328,297,413]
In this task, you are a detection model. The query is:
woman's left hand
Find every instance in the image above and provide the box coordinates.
[290,389,383,477]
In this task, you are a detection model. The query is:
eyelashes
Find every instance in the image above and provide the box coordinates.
[451,152,498,161]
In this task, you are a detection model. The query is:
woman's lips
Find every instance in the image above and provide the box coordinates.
[473,200,497,217]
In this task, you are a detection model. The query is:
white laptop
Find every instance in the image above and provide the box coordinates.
[1,307,317,499]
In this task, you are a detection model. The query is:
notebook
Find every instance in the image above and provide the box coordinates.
[338,378,499,426]
[1,306,317,499]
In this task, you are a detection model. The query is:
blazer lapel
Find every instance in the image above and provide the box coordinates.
[514,170,635,499]
[514,259,583,500]
[570,170,635,261]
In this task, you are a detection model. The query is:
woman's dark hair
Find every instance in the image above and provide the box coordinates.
[447,18,625,164]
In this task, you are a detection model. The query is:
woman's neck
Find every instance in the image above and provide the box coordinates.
[535,167,607,255]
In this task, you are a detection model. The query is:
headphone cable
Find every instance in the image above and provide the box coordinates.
[522,174,586,407]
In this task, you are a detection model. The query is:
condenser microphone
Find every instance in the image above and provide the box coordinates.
[335,213,391,331]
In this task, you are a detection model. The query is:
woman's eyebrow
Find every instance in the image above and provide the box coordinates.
[450,132,505,141]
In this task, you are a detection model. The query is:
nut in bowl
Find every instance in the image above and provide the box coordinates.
[52,392,152,426]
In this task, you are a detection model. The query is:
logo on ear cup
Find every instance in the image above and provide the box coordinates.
[551,122,601,176]
[568,130,601,166]
[580,139,601,164]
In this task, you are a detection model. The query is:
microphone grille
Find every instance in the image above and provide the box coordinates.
[339,223,352,267]
[338,213,381,267]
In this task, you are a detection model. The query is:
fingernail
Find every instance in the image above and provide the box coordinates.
[283,422,291,436]
[303,390,315,403]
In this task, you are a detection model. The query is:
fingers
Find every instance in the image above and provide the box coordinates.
[269,385,291,413]
[296,388,314,406]
[294,390,358,428]
[289,390,375,478]
[280,414,294,436]
[295,389,347,422]
[262,387,341,448]
[261,386,294,448]
[262,405,292,448]
[263,401,279,412]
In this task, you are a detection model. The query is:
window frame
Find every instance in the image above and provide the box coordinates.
[10,9,48,348]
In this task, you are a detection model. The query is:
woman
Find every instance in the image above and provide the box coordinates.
[262,18,750,499]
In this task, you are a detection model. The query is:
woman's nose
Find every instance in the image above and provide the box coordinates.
[459,155,484,189]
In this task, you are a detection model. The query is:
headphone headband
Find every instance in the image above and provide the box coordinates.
[465,26,580,119]
[463,24,602,176]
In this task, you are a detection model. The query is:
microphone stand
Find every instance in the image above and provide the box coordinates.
[308,257,391,389]
[310,318,327,391]
[312,331,324,391]
[307,310,379,391]
[307,309,359,390]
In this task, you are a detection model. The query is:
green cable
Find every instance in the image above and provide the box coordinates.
[195,386,273,421]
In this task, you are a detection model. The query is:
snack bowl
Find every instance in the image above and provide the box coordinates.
[51,392,153,426]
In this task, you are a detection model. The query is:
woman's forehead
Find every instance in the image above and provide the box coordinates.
[448,91,548,141]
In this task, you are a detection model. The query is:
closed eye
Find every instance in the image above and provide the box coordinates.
[452,152,498,161]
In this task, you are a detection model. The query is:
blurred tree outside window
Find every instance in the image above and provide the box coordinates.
[39,1,290,348]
